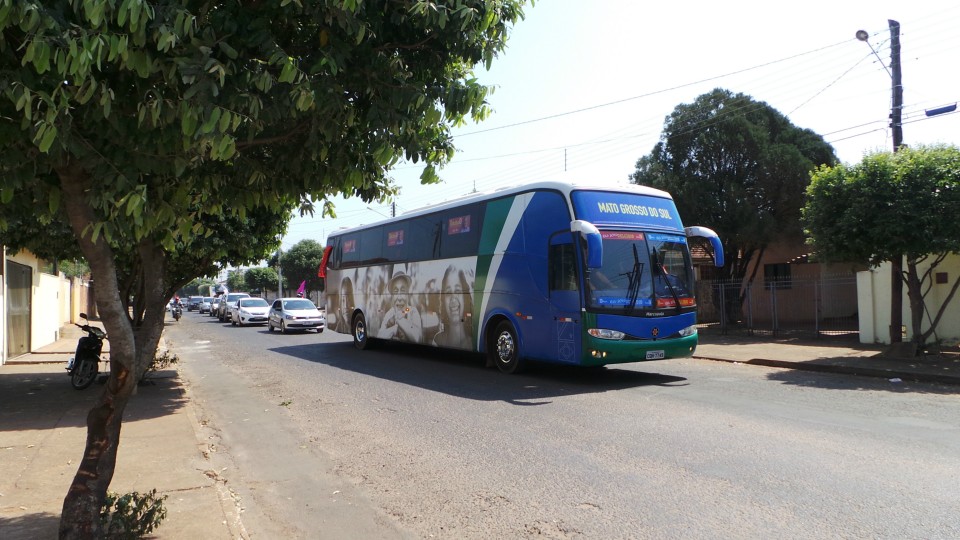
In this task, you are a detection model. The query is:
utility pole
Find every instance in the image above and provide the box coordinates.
[889,19,904,345]
[277,247,283,299]
[856,21,905,346]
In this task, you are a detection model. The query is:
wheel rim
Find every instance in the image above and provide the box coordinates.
[496,331,515,363]
[355,319,366,343]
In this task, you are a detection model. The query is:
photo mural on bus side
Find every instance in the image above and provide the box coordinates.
[328,258,478,350]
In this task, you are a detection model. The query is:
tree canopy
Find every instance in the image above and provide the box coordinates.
[280,239,326,296]
[244,265,279,294]
[804,145,960,345]
[1,1,530,535]
[630,88,837,285]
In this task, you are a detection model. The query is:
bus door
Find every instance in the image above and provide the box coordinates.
[546,233,583,364]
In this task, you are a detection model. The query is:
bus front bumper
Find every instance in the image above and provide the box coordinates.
[581,333,699,366]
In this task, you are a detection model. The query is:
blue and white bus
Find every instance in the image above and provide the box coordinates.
[320,181,723,373]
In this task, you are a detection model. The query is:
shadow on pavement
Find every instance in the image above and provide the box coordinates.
[0,512,60,539]
[269,341,688,405]
[0,369,187,433]
[762,357,960,396]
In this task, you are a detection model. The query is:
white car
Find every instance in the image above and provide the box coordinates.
[230,297,271,326]
[267,297,326,333]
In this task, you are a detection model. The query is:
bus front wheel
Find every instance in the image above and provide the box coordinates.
[353,313,370,350]
[490,321,524,374]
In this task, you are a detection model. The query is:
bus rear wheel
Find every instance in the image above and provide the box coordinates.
[490,321,524,374]
[352,313,370,350]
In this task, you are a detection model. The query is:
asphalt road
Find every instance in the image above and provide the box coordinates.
[168,311,960,539]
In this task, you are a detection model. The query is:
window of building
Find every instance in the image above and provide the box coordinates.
[764,263,792,290]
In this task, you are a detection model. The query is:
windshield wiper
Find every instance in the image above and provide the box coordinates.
[651,248,683,313]
[626,244,644,312]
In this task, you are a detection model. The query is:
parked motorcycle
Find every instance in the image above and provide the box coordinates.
[66,313,107,390]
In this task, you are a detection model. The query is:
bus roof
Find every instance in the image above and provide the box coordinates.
[328,180,674,237]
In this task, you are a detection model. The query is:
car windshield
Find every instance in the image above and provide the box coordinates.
[240,298,269,307]
[283,299,316,310]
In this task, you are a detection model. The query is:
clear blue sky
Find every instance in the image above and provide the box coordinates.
[281,0,960,250]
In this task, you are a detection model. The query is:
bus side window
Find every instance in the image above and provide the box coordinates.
[549,243,578,292]
[341,233,360,268]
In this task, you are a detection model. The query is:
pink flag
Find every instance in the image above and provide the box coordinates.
[296,280,306,295]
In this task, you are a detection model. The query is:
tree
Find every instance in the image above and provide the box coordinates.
[225,268,247,291]
[804,145,960,349]
[183,277,216,296]
[0,1,528,535]
[630,88,837,318]
[244,266,278,295]
[280,239,326,296]
[60,258,90,279]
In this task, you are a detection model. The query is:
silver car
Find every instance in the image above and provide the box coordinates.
[267,297,326,333]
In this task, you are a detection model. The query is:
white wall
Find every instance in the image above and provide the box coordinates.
[1,248,6,365]
[34,271,64,349]
[858,254,960,346]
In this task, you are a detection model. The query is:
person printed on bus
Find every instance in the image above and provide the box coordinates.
[432,265,473,349]
[360,266,382,332]
[420,277,441,344]
[336,276,355,333]
[379,271,423,343]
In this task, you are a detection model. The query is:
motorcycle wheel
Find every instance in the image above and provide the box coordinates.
[71,358,99,390]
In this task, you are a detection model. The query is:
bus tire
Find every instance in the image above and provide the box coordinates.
[490,320,524,374]
[353,313,370,350]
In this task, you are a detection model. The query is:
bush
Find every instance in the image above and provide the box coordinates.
[139,350,179,384]
[100,489,167,538]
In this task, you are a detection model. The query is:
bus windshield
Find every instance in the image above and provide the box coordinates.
[586,231,695,312]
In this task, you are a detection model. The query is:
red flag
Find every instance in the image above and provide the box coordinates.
[296,280,306,295]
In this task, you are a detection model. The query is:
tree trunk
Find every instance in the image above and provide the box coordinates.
[56,163,168,537]
[59,368,136,538]
[905,261,925,347]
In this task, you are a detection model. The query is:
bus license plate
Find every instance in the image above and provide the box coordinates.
[645,350,665,360]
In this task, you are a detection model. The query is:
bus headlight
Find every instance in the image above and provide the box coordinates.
[588,328,625,340]
[678,325,697,337]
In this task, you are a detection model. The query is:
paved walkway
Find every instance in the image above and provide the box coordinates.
[694,332,960,385]
[1,327,957,538]
[0,323,239,539]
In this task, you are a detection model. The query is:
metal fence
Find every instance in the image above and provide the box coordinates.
[695,274,860,339]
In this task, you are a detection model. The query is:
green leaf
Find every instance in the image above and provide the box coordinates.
[38,123,57,152]
[181,111,197,136]
[200,107,221,134]
[218,110,232,132]
[278,60,296,83]
[218,42,238,59]
[48,188,60,214]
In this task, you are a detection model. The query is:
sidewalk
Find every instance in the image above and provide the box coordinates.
[0,324,239,539]
[2,328,959,538]
[694,332,960,386]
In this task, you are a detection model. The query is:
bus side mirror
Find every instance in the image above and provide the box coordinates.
[685,226,725,267]
[571,220,603,269]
